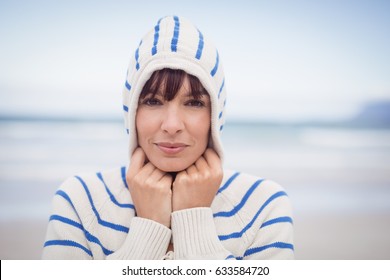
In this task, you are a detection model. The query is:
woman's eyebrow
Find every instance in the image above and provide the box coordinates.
[142,91,163,97]
[185,91,208,98]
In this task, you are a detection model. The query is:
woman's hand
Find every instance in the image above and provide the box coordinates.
[172,148,223,212]
[126,148,173,228]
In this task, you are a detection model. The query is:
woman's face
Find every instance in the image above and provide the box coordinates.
[136,75,211,172]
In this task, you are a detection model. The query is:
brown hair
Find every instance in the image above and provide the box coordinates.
[139,68,208,101]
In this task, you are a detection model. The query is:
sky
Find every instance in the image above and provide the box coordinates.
[0,0,389,122]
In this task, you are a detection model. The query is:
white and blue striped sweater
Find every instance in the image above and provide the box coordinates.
[42,167,294,259]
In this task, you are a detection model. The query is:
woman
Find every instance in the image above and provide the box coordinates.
[43,16,294,260]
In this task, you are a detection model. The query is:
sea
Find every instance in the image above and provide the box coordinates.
[1,118,390,259]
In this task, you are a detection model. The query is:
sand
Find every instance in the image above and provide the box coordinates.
[1,212,390,260]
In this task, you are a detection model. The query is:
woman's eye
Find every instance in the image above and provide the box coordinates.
[186,100,205,107]
[142,98,162,106]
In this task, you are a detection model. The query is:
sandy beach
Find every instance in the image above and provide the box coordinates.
[2,212,390,260]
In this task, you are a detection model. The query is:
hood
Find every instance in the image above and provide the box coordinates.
[122,15,227,162]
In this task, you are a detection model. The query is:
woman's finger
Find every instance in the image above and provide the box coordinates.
[127,147,146,178]
[149,165,167,182]
[203,148,221,171]
[194,155,208,172]
[186,164,198,175]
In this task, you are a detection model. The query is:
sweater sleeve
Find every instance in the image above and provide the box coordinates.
[42,177,171,260]
[171,207,234,260]
[106,217,171,260]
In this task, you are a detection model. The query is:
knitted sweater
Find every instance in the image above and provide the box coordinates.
[42,167,294,260]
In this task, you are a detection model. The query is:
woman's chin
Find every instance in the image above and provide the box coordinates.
[151,160,192,173]
[155,165,187,173]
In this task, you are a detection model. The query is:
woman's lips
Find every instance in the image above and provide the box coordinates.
[155,142,188,155]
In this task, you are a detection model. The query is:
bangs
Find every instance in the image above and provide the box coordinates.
[140,68,208,101]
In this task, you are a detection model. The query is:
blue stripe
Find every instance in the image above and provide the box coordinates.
[214,179,264,217]
[217,172,240,194]
[55,190,86,226]
[210,50,219,76]
[56,190,75,209]
[195,30,204,59]
[218,191,288,241]
[44,240,93,257]
[218,78,225,99]
[126,129,129,135]
[96,172,135,210]
[84,231,113,255]
[49,215,114,256]
[75,176,129,233]
[121,166,129,189]
[243,242,294,258]
[219,111,223,119]
[261,216,293,228]
[123,105,128,112]
[50,215,83,230]
[220,125,224,131]
[54,188,118,255]
[171,16,180,52]
[125,80,131,91]
[219,98,227,117]
[151,18,162,55]
[135,40,142,70]
[225,254,236,260]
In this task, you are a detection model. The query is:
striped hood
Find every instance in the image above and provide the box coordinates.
[123,15,227,162]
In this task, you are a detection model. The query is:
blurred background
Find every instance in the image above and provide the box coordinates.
[0,0,389,259]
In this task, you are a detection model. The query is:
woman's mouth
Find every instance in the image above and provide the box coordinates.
[155,142,188,155]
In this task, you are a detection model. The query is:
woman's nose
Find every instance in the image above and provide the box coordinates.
[160,105,185,135]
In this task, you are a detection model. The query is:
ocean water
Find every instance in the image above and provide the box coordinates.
[228,124,390,220]
[1,119,390,259]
